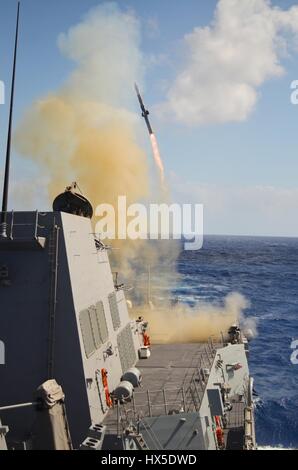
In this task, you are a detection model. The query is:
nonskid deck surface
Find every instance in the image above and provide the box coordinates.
[224,400,245,450]
[104,342,218,433]
[103,342,248,450]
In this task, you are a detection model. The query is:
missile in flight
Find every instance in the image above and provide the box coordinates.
[134,83,165,187]
[134,83,153,135]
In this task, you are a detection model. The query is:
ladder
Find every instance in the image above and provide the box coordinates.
[133,432,149,450]
[47,222,60,379]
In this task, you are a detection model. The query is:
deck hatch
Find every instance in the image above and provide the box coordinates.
[207,388,224,416]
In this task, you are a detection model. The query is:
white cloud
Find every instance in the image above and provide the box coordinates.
[170,173,298,236]
[57,3,144,108]
[159,0,298,125]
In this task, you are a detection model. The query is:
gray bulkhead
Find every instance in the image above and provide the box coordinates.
[0,211,143,448]
[196,343,250,449]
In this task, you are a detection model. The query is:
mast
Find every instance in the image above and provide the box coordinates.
[1,2,20,237]
[147,264,151,305]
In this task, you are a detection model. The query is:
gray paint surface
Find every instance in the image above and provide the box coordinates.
[0,211,143,448]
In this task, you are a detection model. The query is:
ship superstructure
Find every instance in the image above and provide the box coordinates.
[0,208,149,448]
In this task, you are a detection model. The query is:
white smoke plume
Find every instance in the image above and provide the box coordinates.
[57,3,144,108]
[159,0,298,125]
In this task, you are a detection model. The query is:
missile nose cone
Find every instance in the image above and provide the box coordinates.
[134,82,140,95]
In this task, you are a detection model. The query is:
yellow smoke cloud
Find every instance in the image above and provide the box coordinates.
[14,2,149,202]
[14,4,153,275]
[132,292,249,344]
[15,97,148,207]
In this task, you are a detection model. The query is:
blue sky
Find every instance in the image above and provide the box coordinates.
[1,0,298,236]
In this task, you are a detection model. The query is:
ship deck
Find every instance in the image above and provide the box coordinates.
[104,343,214,432]
[103,342,246,450]
[224,400,245,449]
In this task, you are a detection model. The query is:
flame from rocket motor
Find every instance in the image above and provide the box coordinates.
[150,133,165,190]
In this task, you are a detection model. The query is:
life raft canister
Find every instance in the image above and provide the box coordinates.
[101,368,113,408]
[143,332,151,347]
[215,416,225,448]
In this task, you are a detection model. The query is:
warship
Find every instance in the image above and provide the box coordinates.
[0,3,256,451]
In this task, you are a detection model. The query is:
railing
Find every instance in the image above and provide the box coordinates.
[119,341,218,424]
[244,377,256,450]
[0,402,37,412]
[104,341,224,449]
[0,211,46,241]
[129,384,199,419]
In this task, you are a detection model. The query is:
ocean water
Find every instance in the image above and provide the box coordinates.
[172,236,298,448]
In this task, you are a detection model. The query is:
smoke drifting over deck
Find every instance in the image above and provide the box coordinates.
[137,292,251,344]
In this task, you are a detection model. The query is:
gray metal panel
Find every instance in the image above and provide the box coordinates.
[117,324,137,373]
[207,388,224,416]
[140,413,206,450]
[117,329,126,372]
[79,309,95,358]
[108,292,121,330]
[95,301,109,343]
[89,306,102,349]
[127,326,137,367]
